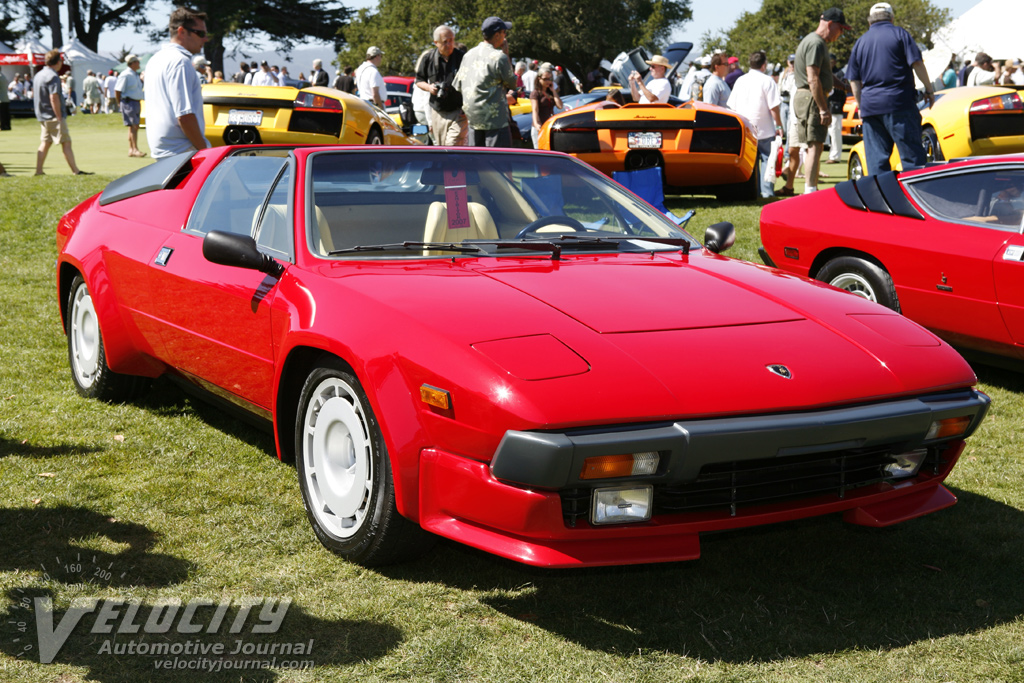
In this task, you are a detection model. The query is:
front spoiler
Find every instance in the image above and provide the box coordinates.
[418,443,966,568]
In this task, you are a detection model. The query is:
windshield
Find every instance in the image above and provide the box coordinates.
[307,151,696,258]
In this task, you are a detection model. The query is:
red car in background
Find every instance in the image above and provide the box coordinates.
[384,75,415,109]
[57,145,989,568]
[760,154,1024,367]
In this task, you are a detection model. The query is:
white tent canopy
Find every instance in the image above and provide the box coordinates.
[60,37,119,104]
[920,0,1024,90]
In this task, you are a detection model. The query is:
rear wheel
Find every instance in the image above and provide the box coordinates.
[716,157,759,202]
[922,127,944,162]
[366,128,383,145]
[816,256,900,312]
[848,151,864,180]
[66,275,147,401]
[295,360,433,566]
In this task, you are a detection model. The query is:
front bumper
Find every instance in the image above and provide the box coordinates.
[418,389,989,567]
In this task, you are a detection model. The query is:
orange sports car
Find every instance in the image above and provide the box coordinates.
[535,100,760,201]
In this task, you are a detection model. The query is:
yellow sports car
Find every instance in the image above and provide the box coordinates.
[536,99,759,201]
[202,83,413,146]
[848,85,1024,178]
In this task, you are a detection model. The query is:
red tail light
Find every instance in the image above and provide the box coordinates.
[293,93,343,111]
[969,92,1023,114]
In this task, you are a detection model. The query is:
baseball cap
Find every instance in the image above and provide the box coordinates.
[788,54,796,62]
[482,16,512,38]
[366,46,383,58]
[727,56,738,64]
[125,54,139,64]
[870,2,894,16]
[699,55,711,67]
[821,7,852,29]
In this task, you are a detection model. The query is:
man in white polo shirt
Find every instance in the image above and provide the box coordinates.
[144,6,210,158]
[727,50,783,198]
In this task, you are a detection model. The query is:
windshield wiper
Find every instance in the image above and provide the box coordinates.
[551,234,692,254]
[328,241,486,255]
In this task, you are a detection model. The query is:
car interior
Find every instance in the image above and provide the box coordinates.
[907,167,1024,230]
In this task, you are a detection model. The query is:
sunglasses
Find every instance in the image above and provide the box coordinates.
[184,26,208,38]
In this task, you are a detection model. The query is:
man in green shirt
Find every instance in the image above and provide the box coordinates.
[779,7,850,196]
[454,16,517,147]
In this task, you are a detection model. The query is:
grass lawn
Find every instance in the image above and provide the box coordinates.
[3,116,1023,683]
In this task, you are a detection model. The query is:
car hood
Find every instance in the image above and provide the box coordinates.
[312,252,975,421]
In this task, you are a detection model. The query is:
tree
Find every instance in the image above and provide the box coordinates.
[8,0,149,52]
[1,12,24,45]
[708,0,950,70]
[177,0,351,75]
[336,0,692,77]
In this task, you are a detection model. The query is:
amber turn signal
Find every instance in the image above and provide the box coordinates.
[580,452,659,480]
[420,384,451,410]
[925,415,971,440]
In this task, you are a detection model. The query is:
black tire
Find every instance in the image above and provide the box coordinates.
[816,256,900,312]
[66,275,148,401]
[922,127,944,162]
[848,151,864,180]
[366,128,383,145]
[716,157,759,202]
[295,359,433,566]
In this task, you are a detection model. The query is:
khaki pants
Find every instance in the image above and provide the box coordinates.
[430,108,468,146]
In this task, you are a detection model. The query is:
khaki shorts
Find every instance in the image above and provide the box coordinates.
[793,89,827,145]
[40,118,71,145]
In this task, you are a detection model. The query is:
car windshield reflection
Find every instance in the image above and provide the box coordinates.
[307,151,696,258]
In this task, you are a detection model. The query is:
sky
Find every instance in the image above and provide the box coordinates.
[12,0,986,69]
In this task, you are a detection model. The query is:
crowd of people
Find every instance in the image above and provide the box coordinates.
[2,1,1021,185]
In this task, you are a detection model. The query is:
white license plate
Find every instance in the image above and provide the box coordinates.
[228,109,263,126]
[628,131,662,149]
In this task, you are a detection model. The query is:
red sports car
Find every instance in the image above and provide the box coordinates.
[760,155,1024,367]
[57,145,989,568]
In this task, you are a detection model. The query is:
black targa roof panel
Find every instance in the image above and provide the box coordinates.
[99,151,196,206]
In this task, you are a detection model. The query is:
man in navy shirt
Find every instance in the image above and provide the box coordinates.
[846,2,934,175]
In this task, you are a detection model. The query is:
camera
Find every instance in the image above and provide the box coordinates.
[435,82,448,101]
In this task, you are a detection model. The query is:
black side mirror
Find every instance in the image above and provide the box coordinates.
[203,231,284,278]
[704,222,735,254]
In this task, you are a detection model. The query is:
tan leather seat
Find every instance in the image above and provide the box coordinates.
[315,205,334,255]
[423,201,498,243]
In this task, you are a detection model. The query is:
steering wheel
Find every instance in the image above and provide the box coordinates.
[515,215,587,238]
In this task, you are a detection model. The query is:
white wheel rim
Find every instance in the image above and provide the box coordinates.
[301,377,372,539]
[850,157,863,180]
[70,285,101,386]
[829,272,876,302]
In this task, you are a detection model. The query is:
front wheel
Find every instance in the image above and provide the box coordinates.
[816,256,900,312]
[295,360,433,566]
[66,275,147,401]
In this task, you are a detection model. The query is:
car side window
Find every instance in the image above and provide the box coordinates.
[185,157,288,237]
[907,168,1024,231]
[255,166,293,261]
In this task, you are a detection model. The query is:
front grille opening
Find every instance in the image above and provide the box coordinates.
[559,445,943,527]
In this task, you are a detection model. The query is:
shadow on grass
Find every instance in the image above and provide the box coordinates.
[1,586,402,682]
[0,435,101,459]
[134,377,276,453]
[382,487,1024,663]
[0,505,193,588]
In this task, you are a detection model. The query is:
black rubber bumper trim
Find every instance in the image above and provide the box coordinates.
[489,390,990,489]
